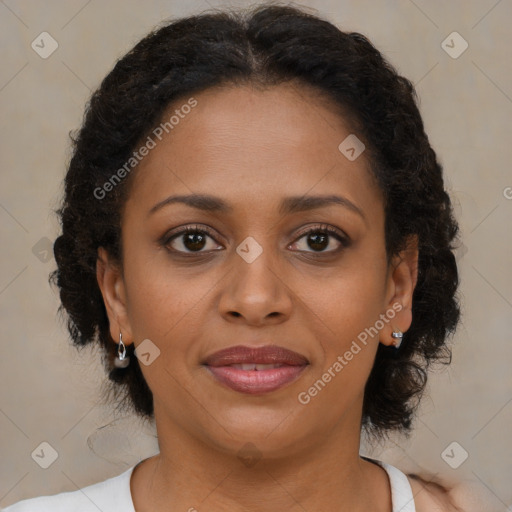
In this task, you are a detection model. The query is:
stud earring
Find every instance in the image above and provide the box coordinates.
[114,332,130,368]
[391,330,403,349]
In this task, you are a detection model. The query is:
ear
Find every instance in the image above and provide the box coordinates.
[380,235,419,347]
[96,247,133,346]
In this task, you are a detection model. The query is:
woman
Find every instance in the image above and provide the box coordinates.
[4,3,471,511]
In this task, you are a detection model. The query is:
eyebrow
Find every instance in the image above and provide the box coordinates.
[148,193,366,222]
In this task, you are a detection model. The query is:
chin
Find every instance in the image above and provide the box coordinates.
[199,406,311,460]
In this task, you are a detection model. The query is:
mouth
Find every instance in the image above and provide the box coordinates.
[202,345,309,395]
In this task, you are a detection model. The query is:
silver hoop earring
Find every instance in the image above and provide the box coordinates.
[114,332,130,368]
[391,330,403,349]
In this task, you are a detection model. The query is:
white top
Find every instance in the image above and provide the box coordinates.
[2,458,416,512]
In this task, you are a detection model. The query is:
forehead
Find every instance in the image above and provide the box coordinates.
[145,82,358,164]
[125,83,381,220]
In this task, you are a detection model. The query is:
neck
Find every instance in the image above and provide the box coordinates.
[131,405,392,512]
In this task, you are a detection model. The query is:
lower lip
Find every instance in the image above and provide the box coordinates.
[205,365,307,394]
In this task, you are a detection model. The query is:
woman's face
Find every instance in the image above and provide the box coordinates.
[98,83,416,458]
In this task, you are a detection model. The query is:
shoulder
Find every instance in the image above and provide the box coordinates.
[408,475,462,512]
[1,466,135,512]
[407,473,498,512]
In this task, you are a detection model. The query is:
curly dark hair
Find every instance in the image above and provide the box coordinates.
[50,2,461,439]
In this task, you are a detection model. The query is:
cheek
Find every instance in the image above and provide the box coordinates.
[121,257,209,397]
[126,272,204,343]
[121,242,187,340]
[296,268,384,415]
[122,244,222,367]
[301,256,387,345]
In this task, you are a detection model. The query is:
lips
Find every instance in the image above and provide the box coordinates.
[203,345,309,395]
[203,345,309,367]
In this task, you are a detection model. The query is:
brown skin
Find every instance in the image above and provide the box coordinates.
[96,83,421,512]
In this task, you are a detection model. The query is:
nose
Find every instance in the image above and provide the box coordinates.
[218,246,293,327]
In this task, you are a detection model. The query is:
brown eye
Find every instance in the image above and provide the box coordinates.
[163,225,222,253]
[290,225,349,254]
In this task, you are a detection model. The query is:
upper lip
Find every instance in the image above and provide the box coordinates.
[203,345,309,367]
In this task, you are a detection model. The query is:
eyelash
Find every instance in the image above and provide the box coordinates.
[161,223,350,257]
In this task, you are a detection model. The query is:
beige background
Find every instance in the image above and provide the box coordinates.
[1,0,511,509]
